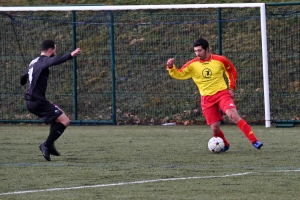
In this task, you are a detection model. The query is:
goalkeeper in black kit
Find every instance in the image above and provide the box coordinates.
[20,40,81,161]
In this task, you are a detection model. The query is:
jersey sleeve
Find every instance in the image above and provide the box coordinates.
[224,59,237,90]
[42,54,73,69]
[167,62,193,80]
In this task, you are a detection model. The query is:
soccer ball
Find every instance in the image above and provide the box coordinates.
[208,137,225,153]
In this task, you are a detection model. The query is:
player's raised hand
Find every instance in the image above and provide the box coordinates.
[167,58,174,69]
[71,48,81,57]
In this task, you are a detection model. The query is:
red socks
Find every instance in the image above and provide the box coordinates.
[213,119,258,146]
[237,119,257,143]
[214,129,229,146]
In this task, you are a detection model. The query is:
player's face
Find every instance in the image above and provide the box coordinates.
[194,46,208,60]
[49,45,57,57]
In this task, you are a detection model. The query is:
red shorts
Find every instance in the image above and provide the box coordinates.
[201,89,236,125]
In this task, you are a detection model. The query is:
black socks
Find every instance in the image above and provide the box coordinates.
[44,122,66,148]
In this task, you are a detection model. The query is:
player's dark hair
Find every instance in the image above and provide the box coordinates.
[193,38,209,50]
[40,40,55,51]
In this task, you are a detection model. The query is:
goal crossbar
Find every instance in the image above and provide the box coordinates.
[0,3,265,11]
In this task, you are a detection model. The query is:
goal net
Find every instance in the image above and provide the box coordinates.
[0,4,270,126]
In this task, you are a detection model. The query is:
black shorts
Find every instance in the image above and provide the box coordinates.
[26,100,63,124]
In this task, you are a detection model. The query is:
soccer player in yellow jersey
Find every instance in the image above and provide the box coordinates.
[166,38,263,151]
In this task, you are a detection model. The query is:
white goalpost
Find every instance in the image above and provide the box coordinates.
[0,3,271,127]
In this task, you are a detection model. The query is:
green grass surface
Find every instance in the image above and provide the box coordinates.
[0,125,299,199]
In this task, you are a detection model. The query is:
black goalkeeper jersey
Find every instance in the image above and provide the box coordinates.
[20,54,73,101]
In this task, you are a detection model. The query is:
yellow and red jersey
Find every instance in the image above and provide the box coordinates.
[167,54,237,96]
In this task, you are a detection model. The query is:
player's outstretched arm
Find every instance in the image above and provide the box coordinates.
[43,48,81,68]
[71,48,81,57]
[166,58,192,80]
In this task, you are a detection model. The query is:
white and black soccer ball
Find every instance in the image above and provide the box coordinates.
[208,137,225,153]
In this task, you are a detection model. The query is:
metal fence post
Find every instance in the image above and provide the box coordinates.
[108,10,117,125]
[72,11,78,120]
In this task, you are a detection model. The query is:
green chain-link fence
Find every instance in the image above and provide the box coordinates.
[0,3,299,125]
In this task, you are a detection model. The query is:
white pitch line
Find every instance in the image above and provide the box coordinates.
[0,170,299,196]
[0,172,252,196]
